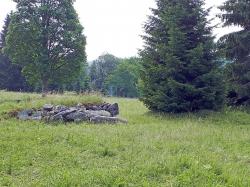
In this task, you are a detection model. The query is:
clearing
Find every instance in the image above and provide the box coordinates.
[0,91,250,186]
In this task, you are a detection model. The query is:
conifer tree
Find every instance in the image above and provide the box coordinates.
[4,0,86,93]
[218,0,250,106]
[0,14,30,91]
[140,0,225,113]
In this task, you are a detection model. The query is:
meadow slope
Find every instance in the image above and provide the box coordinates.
[0,92,250,186]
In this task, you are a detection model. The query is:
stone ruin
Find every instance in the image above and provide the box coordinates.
[17,103,127,124]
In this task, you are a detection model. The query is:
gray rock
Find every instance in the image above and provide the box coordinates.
[78,107,86,112]
[90,116,127,124]
[50,114,64,122]
[76,103,86,110]
[48,111,56,115]
[107,103,119,116]
[31,116,42,121]
[17,110,33,120]
[101,103,111,110]
[65,111,89,122]
[56,108,77,117]
[17,102,126,124]
[43,104,54,111]
[86,110,111,117]
[86,105,100,111]
[47,108,78,122]
[54,105,68,113]
[92,106,100,110]
[18,110,43,121]
[31,111,42,120]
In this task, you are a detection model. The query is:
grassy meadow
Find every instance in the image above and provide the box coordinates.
[0,91,250,186]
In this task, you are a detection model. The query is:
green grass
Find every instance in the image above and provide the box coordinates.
[0,91,102,115]
[0,92,250,186]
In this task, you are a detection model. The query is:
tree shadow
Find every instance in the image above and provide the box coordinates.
[144,107,250,126]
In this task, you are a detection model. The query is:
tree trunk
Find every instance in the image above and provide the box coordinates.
[41,78,49,97]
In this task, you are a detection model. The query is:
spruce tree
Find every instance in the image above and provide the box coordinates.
[4,0,86,93]
[140,0,225,113]
[0,14,30,91]
[218,0,250,106]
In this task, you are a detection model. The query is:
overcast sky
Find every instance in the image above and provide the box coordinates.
[0,0,240,61]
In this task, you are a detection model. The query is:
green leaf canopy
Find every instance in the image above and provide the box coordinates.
[4,0,86,92]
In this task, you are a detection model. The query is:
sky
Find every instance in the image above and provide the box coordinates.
[0,0,241,61]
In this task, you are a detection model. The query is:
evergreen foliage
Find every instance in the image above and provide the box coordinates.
[0,14,30,91]
[140,0,225,113]
[218,0,250,106]
[4,0,86,93]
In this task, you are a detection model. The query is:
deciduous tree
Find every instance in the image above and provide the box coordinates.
[89,54,120,93]
[4,0,86,93]
[106,57,141,97]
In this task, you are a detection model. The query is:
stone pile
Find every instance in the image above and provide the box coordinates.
[17,103,127,124]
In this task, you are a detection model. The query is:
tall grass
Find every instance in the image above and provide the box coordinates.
[0,92,250,186]
[0,91,102,114]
